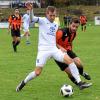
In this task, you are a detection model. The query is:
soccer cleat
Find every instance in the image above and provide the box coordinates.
[26,41,30,45]
[78,81,92,90]
[16,80,25,92]
[13,45,17,52]
[82,72,91,80]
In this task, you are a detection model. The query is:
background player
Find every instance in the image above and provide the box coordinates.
[80,15,87,32]
[56,18,91,85]
[21,5,31,44]
[8,8,22,52]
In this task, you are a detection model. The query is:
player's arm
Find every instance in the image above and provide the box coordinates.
[30,9,42,23]
[20,16,23,30]
[26,2,42,24]
[56,30,63,42]
[57,44,67,53]
[85,16,87,22]
[25,3,36,22]
[8,16,12,33]
[56,30,67,52]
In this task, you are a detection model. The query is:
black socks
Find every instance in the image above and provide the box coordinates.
[12,41,20,52]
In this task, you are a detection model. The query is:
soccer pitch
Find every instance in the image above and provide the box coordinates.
[0,25,100,100]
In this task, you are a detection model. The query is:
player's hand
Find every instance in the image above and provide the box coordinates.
[20,27,22,31]
[7,28,10,34]
[60,47,67,53]
[25,2,33,10]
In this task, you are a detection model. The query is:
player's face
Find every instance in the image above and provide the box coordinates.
[46,11,56,22]
[70,22,79,33]
[15,9,19,15]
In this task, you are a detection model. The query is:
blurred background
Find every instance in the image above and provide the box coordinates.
[0,0,100,26]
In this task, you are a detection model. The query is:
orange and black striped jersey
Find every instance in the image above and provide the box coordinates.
[56,28,76,50]
[80,15,87,24]
[8,14,22,30]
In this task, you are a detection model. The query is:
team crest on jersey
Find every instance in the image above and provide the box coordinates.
[47,26,56,36]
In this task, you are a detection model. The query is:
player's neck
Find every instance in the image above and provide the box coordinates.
[15,13,19,17]
[46,17,54,23]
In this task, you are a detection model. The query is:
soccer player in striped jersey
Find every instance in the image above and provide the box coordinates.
[80,15,87,31]
[56,18,91,85]
[8,8,22,52]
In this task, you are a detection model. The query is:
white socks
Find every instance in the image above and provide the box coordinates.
[24,71,37,84]
[69,62,81,83]
[21,34,24,38]
[24,63,81,84]
[26,34,29,41]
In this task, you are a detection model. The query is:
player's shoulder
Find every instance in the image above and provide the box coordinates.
[61,27,69,32]
[9,15,15,19]
[10,14,15,17]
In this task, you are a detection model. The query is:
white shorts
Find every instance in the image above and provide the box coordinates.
[36,47,65,67]
[23,24,29,32]
[23,28,29,32]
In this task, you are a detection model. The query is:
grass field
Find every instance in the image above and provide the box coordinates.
[0,25,100,100]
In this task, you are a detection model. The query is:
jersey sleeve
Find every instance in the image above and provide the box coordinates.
[22,14,25,20]
[56,30,63,42]
[8,15,12,23]
[32,16,43,24]
[20,16,23,24]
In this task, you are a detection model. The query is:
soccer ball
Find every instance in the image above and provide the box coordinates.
[60,84,73,97]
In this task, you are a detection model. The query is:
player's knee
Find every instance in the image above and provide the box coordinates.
[74,58,81,65]
[35,71,41,76]
[35,68,42,76]
[64,55,73,64]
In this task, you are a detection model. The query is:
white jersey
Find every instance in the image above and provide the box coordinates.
[22,14,30,29]
[32,17,58,51]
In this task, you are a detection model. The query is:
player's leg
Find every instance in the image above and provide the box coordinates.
[13,36,20,52]
[65,68,78,85]
[81,24,83,31]
[73,57,91,80]
[12,30,21,52]
[20,28,25,38]
[84,24,86,31]
[22,28,30,44]
[16,51,50,92]
[63,54,82,84]
[11,30,17,52]
[16,67,43,92]
[53,49,81,84]
[67,50,91,80]
[62,55,92,89]
[12,36,17,52]
[55,60,78,85]
[53,49,92,89]
[25,31,30,44]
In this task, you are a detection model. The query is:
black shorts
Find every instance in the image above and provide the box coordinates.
[11,29,20,37]
[81,23,86,26]
[55,50,77,71]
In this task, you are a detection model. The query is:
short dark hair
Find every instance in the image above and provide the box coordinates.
[14,7,19,11]
[46,6,56,13]
[70,18,80,24]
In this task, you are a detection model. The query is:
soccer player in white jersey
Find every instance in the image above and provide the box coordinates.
[16,6,92,92]
[21,9,31,44]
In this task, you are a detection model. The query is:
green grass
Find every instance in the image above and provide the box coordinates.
[0,25,100,100]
